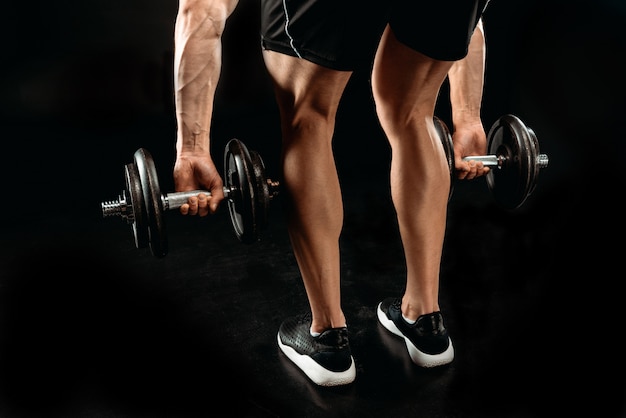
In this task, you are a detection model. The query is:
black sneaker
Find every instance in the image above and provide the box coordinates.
[277,313,356,386]
[377,297,454,367]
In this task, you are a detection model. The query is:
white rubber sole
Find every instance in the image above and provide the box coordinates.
[277,333,356,386]
[377,302,454,367]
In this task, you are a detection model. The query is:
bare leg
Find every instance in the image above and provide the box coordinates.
[372,26,454,321]
[262,50,352,334]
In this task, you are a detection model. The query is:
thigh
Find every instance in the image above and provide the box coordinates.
[372,26,452,115]
[263,50,351,116]
[389,0,490,61]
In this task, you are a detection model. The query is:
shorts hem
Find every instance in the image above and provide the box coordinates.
[261,38,357,72]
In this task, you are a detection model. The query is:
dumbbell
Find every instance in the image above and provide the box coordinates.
[433,114,549,209]
[101,138,280,258]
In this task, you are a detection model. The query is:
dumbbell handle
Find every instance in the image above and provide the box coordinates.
[462,155,502,167]
[101,188,230,219]
[462,154,549,169]
[163,188,230,210]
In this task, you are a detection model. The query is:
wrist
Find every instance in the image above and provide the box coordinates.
[176,131,211,156]
[452,110,482,129]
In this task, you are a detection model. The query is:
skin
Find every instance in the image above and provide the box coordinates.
[262,52,352,331]
[173,0,239,216]
[263,22,487,331]
[448,19,489,180]
[370,27,454,322]
[171,0,488,331]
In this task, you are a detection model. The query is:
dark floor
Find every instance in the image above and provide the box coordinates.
[1,110,625,417]
[2,1,626,417]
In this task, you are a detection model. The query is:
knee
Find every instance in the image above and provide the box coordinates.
[274,91,339,139]
[372,92,409,137]
[283,106,336,142]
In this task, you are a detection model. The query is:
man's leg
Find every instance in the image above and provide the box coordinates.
[372,26,455,367]
[263,50,356,386]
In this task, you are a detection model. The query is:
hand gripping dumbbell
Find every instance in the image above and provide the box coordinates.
[433,114,549,209]
[101,138,280,258]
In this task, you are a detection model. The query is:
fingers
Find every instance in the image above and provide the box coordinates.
[209,197,220,214]
[450,124,489,181]
[455,159,490,180]
[179,193,214,217]
[180,203,190,215]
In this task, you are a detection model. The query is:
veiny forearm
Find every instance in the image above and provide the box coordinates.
[174,0,237,156]
[448,19,485,128]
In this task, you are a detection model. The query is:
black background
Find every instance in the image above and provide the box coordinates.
[3,0,624,219]
[1,1,625,417]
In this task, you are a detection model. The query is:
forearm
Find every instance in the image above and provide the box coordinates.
[174,0,238,156]
[448,19,485,128]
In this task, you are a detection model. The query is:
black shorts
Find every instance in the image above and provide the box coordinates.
[260,0,490,71]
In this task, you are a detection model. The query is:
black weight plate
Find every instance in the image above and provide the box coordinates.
[249,150,270,232]
[124,162,149,249]
[134,148,168,257]
[526,127,540,197]
[486,114,533,209]
[433,116,455,200]
[224,138,258,244]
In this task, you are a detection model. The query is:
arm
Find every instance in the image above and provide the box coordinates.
[447,18,489,180]
[173,0,239,215]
